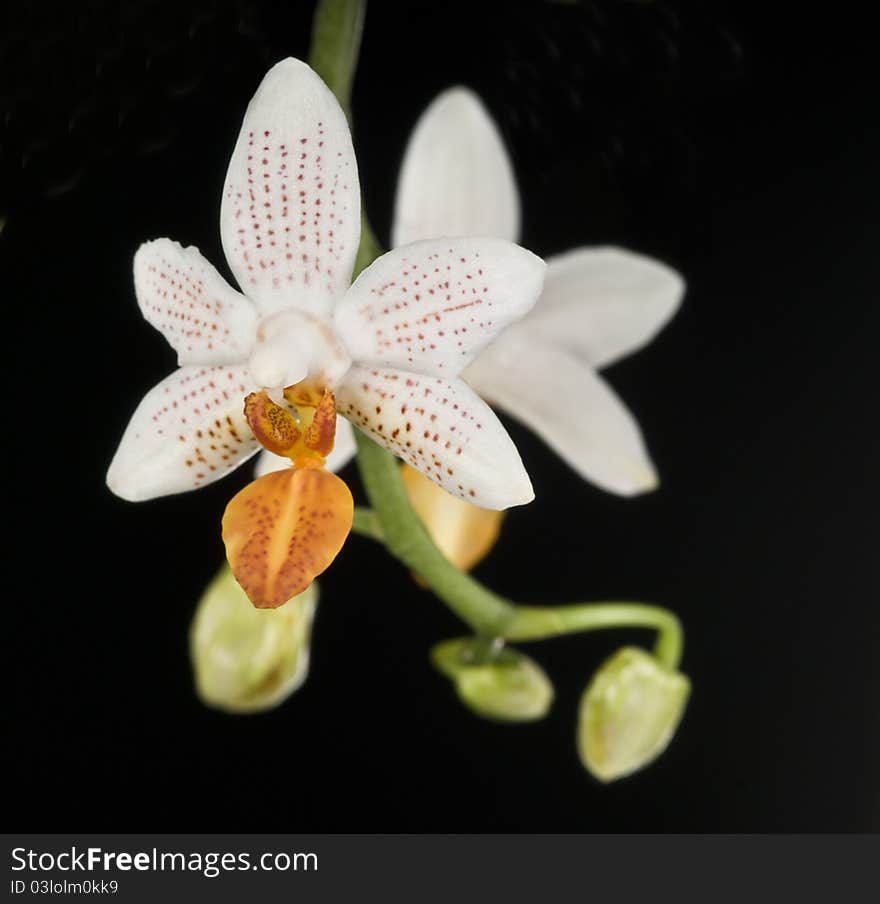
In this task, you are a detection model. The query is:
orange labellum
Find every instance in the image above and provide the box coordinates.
[222,468,354,609]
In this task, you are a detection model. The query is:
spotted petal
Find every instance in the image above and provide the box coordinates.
[107,365,259,501]
[336,365,533,509]
[133,239,258,365]
[334,238,545,378]
[528,247,684,369]
[255,415,356,478]
[465,333,658,496]
[220,58,361,318]
[392,87,520,247]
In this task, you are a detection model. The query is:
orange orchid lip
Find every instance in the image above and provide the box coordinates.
[222,466,353,609]
[225,383,352,609]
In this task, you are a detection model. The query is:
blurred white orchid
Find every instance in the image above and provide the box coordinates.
[395,88,684,497]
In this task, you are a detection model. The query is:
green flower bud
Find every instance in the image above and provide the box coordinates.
[577,646,690,782]
[190,565,318,714]
[432,638,554,722]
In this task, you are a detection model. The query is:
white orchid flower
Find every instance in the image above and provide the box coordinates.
[107,59,545,510]
[393,88,684,497]
[106,59,546,607]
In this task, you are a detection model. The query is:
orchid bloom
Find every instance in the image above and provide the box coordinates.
[107,59,546,607]
[396,88,684,498]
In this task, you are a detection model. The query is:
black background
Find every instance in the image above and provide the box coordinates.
[3,0,878,831]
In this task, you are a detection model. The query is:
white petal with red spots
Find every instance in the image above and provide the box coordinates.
[134,239,258,366]
[220,58,361,318]
[336,365,533,509]
[107,365,260,501]
[333,237,545,378]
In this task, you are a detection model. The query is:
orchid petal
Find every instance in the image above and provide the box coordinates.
[107,365,259,501]
[528,247,684,369]
[222,467,353,609]
[133,239,258,365]
[336,365,533,509]
[392,87,520,247]
[254,415,356,477]
[334,238,545,378]
[465,334,659,496]
[220,58,360,317]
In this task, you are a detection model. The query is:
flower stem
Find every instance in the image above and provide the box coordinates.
[351,506,383,541]
[355,430,516,636]
[505,603,684,671]
[307,0,365,117]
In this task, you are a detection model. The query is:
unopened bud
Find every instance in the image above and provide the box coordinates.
[432,638,554,722]
[577,646,689,782]
[190,565,318,713]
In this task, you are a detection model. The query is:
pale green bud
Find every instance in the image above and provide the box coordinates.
[432,638,554,722]
[577,646,690,782]
[190,565,318,714]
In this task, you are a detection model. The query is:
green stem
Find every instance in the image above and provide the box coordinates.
[505,603,684,670]
[307,0,365,117]
[351,506,383,541]
[355,430,516,636]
